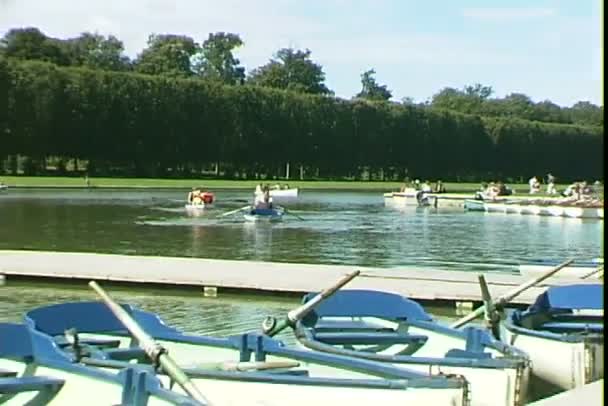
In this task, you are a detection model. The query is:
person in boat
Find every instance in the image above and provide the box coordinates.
[528,176,541,194]
[433,180,446,193]
[497,181,512,196]
[254,186,273,210]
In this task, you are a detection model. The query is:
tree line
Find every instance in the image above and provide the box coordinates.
[0,56,602,182]
[1,27,603,127]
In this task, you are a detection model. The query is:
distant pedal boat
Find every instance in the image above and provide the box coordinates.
[24,302,470,406]
[292,289,531,406]
[499,284,604,399]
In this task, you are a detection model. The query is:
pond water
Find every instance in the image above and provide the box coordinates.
[0,188,602,329]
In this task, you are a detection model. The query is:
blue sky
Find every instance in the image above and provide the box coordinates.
[0,0,602,106]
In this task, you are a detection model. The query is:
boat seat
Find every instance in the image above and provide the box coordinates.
[0,376,65,394]
[313,332,427,346]
[539,322,604,333]
[314,320,393,332]
[54,336,122,349]
[0,369,17,378]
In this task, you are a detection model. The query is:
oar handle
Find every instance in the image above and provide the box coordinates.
[88,281,211,405]
[288,270,360,322]
[450,259,574,328]
[263,270,360,336]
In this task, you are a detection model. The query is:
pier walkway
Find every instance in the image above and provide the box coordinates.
[0,250,593,305]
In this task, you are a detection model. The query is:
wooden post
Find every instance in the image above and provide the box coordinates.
[285,162,290,180]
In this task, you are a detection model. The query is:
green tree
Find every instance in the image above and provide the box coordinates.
[248,48,332,95]
[193,32,245,85]
[355,69,392,101]
[134,34,199,77]
[63,33,131,71]
[0,27,69,66]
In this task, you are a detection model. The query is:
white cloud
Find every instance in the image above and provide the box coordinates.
[462,7,556,21]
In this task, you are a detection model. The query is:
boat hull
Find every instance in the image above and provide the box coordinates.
[243,210,284,222]
[464,200,603,220]
[296,317,528,406]
[500,321,603,399]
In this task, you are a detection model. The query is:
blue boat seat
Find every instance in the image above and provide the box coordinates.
[540,322,603,333]
[0,376,64,404]
[54,336,122,349]
[313,332,427,346]
[445,327,492,359]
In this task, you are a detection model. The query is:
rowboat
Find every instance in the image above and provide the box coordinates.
[0,184,7,192]
[288,289,530,406]
[0,322,202,405]
[185,203,210,211]
[464,199,604,219]
[519,259,603,279]
[499,284,603,400]
[243,207,284,222]
[24,301,470,406]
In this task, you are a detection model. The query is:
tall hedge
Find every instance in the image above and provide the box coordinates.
[0,57,603,181]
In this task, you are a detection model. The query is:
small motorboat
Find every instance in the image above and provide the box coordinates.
[499,284,603,399]
[0,322,201,405]
[24,301,470,406]
[243,207,284,222]
[285,289,531,406]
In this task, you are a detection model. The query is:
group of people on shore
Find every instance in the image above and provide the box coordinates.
[475,181,513,200]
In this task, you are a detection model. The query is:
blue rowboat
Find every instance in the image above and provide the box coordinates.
[499,284,603,399]
[0,323,201,405]
[243,207,284,222]
[24,301,470,406]
[289,289,530,406]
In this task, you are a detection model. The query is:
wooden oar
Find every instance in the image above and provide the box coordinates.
[189,360,300,372]
[88,281,211,405]
[450,258,574,328]
[219,205,250,217]
[262,270,360,336]
[581,265,604,279]
[282,207,305,221]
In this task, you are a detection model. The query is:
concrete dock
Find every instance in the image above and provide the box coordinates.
[0,250,595,305]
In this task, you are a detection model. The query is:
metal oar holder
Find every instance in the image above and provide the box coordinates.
[262,270,360,337]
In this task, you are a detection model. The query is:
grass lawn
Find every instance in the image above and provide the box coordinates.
[0,175,600,197]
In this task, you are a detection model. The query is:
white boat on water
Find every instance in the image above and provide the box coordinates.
[499,284,603,400]
[464,199,604,220]
[288,289,531,406]
[23,302,470,406]
[0,184,7,192]
[255,188,299,203]
[384,188,437,207]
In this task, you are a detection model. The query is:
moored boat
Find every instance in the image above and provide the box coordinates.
[286,289,530,406]
[499,284,603,399]
[0,323,201,405]
[464,199,604,220]
[24,301,471,406]
[255,188,299,203]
